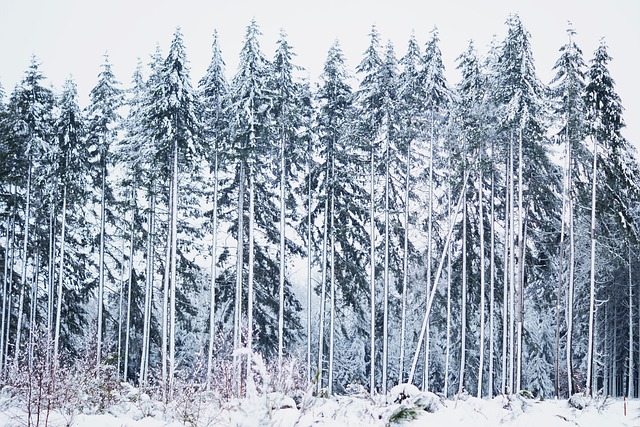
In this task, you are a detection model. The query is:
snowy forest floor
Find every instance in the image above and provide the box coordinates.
[0,382,637,427]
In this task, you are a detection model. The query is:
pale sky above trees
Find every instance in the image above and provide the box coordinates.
[0,0,637,152]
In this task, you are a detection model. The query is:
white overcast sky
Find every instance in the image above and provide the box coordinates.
[1,0,638,151]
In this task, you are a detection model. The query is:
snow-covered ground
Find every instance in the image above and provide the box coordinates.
[1,383,637,427]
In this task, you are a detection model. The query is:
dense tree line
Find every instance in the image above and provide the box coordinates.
[1,15,639,400]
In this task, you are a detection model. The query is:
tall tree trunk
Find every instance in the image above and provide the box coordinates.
[140,187,154,386]
[15,162,32,364]
[123,218,134,382]
[444,168,452,397]
[161,181,172,398]
[489,147,496,398]
[629,244,634,398]
[53,185,68,367]
[1,207,13,373]
[409,170,470,384]
[424,115,434,391]
[587,135,597,396]
[328,184,336,395]
[567,156,576,396]
[382,128,390,392]
[369,138,376,395]
[96,165,106,368]
[247,171,255,384]
[168,139,179,398]
[117,237,125,379]
[516,130,525,392]
[278,133,286,368]
[501,154,510,394]
[206,151,219,389]
[399,140,411,384]
[46,206,56,367]
[508,135,516,394]
[306,149,312,386]
[478,157,486,398]
[234,162,245,396]
[556,137,569,398]
[317,181,329,394]
[459,189,467,395]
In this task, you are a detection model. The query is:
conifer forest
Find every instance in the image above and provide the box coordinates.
[1,14,639,403]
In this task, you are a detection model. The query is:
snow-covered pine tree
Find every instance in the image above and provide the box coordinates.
[418,27,451,392]
[198,29,229,389]
[134,28,203,397]
[3,58,55,370]
[548,23,588,397]
[85,53,124,369]
[268,29,308,368]
[492,14,560,393]
[584,39,640,396]
[51,78,94,364]
[220,20,302,394]
[454,39,492,397]
[396,32,422,387]
[312,40,368,394]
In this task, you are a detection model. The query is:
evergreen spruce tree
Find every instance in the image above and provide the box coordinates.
[584,39,639,395]
[51,78,94,363]
[549,23,588,397]
[85,53,124,368]
[312,40,368,394]
[493,14,560,394]
[2,58,56,369]
[198,29,229,388]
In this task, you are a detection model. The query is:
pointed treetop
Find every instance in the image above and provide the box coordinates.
[356,25,382,75]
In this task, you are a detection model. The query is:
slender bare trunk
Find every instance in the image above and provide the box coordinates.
[53,186,68,367]
[123,216,134,382]
[278,132,286,368]
[501,155,510,395]
[234,162,245,396]
[399,140,410,384]
[587,135,597,395]
[317,182,329,394]
[383,128,390,392]
[369,138,376,395]
[247,171,255,383]
[140,187,154,386]
[206,151,219,389]
[328,184,335,395]
[15,162,32,364]
[97,166,106,368]
[408,170,470,384]
[629,245,634,397]
[478,157,486,398]
[489,146,496,397]
[168,140,179,398]
[306,150,312,385]
[459,188,467,395]
[516,130,524,392]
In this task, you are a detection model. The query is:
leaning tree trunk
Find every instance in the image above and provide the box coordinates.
[408,170,470,384]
